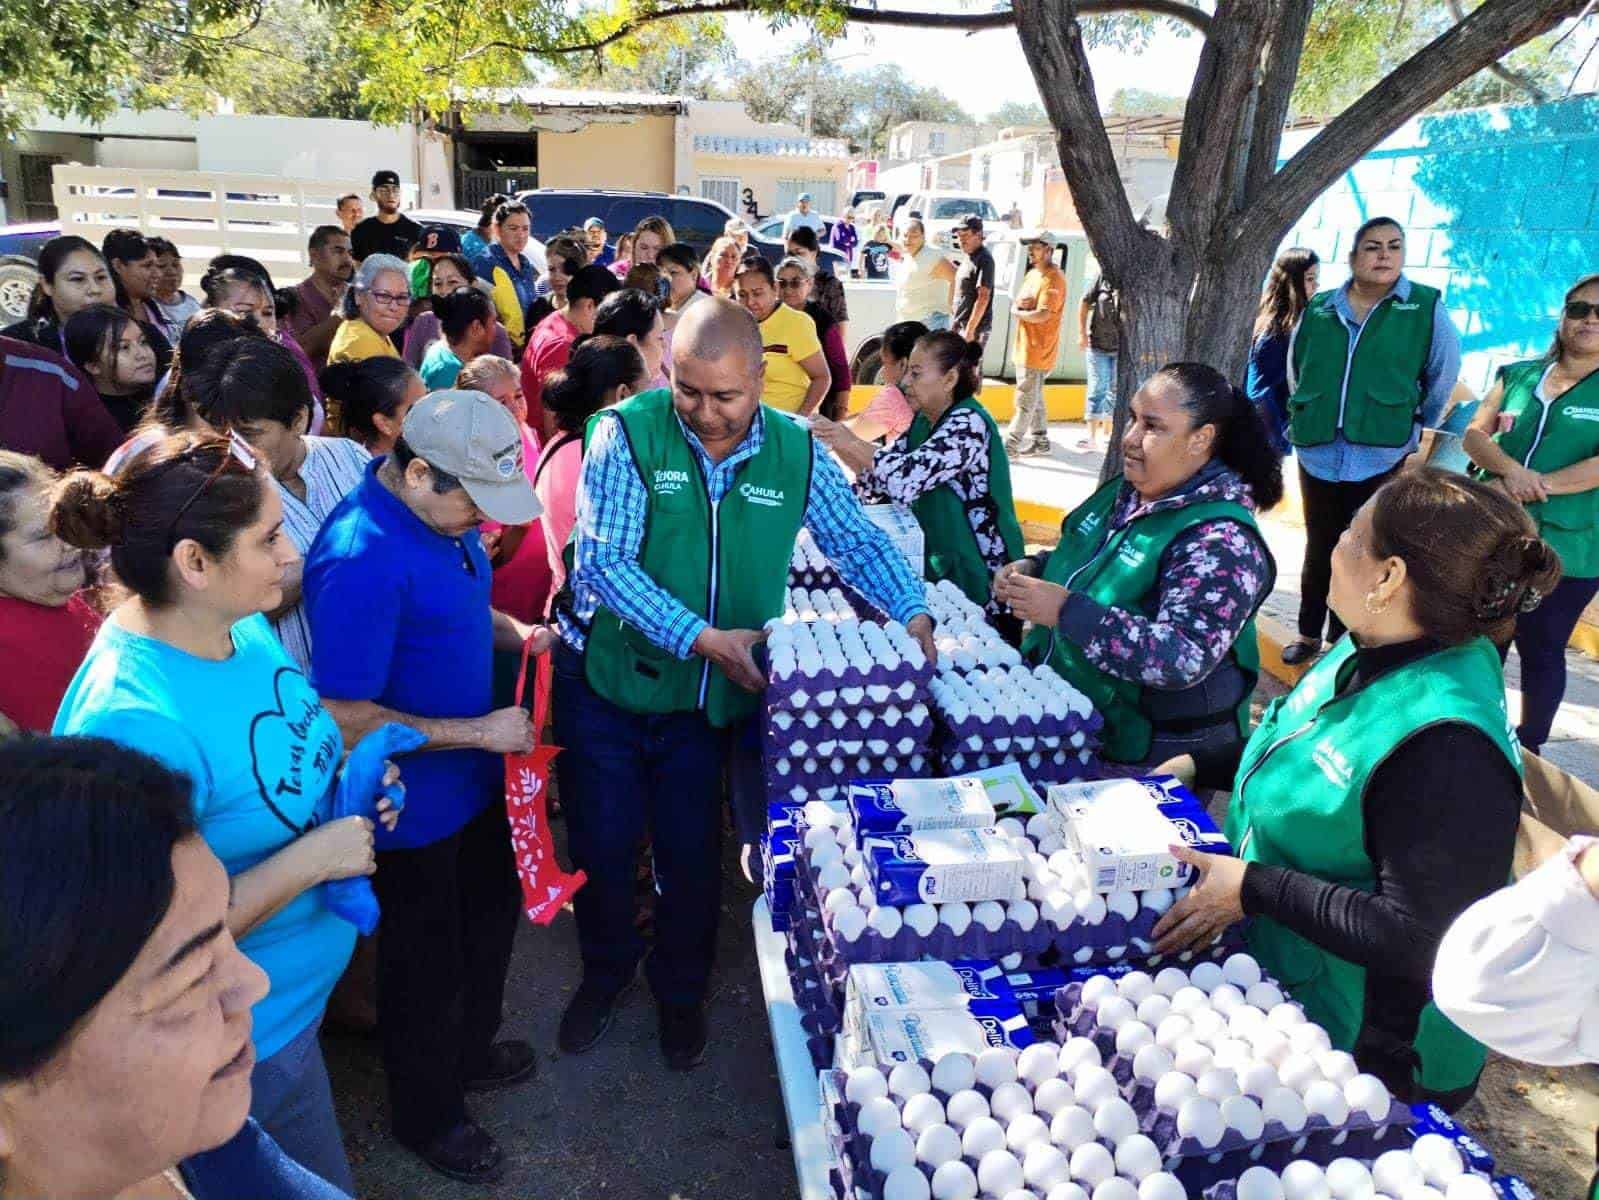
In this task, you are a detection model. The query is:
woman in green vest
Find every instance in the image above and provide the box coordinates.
[1464,272,1599,755]
[812,330,1026,639]
[995,363,1282,768]
[1151,468,1562,1109]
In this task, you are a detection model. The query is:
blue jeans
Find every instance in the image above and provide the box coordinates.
[1512,573,1599,752]
[553,642,727,1005]
[249,1018,355,1194]
[1085,348,1117,418]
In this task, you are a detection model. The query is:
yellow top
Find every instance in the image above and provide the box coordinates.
[327,317,401,366]
[1012,264,1067,371]
[758,304,823,414]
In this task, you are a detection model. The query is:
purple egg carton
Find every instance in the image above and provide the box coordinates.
[933,707,1102,750]
[937,747,1098,785]
[766,753,932,795]
[765,705,934,752]
[765,654,935,708]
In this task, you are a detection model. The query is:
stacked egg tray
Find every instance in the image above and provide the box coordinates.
[784,892,850,1071]
[1048,960,1416,1196]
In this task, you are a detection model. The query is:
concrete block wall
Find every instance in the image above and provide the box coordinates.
[1279,96,1599,392]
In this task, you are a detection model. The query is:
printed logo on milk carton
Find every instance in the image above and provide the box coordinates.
[653,468,690,495]
[975,1015,1011,1047]
[952,966,998,999]
[1311,737,1353,788]
[739,482,786,507]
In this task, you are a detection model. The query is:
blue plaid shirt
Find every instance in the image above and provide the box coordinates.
[559,406,931,657]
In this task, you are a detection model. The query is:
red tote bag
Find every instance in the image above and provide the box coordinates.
[505,639,586,925]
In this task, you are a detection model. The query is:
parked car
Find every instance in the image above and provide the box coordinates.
[848,189,886,212]
[844,228,1091,386]
[0,222,57,324]
[753,213,839,245]
[895,192,1003,250]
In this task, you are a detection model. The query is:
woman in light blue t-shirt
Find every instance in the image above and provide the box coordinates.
[52,430,405,1195]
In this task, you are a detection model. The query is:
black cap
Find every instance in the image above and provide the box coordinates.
[957,214,985,233]
[417,224,462,254]
[371,169,401,189]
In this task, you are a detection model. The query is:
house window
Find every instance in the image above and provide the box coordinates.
[700,176,740,214]
[1022,151,1035,188]
[929,131,947,154]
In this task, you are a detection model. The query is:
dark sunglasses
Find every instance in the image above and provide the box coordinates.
[1565,300,1599,321]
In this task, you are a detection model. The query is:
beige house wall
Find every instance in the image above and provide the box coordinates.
[690,155,849,219]
[536,116,677,191]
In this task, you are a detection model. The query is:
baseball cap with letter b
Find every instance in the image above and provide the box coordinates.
[401,390,541,525]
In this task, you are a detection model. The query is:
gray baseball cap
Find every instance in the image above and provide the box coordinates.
[401,390,541,525]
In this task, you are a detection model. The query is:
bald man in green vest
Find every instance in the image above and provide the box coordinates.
[550,298,936,1070]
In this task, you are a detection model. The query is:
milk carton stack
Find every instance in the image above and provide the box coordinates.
[922,580,1103,785]
[1046,775,1232,893]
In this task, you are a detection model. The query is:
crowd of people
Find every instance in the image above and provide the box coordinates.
[1,160,1598,1198]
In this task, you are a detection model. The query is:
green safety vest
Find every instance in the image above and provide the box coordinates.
[1288,283,1441,448]
[1473,358,1599,578]
[1226,635,1522,1096]
[904,396,1025,608]
[579,389,811,727]
[1018,476,1273,764]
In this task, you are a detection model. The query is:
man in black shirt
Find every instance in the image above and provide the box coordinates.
[951,215,996,347]
[350,169,422,262]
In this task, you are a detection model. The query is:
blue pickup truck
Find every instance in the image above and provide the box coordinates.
[0,222,58,324]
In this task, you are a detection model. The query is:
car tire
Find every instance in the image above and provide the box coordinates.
[0,261,38,324]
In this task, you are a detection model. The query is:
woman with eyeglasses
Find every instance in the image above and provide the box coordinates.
[328,254,408,369]
[51,430,406,1193]
[1464,273,1599,755]
[775,256,851,420]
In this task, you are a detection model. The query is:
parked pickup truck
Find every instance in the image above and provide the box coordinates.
[843,227,1094,385]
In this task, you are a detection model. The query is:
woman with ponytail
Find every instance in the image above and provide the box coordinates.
[814,330,1025,632]
[1151,468,1560,1111]
[995,362,1281,766]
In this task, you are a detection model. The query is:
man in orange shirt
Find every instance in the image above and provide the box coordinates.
[1004,232,1067,457]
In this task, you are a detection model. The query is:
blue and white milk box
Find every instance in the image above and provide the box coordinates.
[1046,775,1231,892]
[862,827,1025,905]
[848,775,996,843]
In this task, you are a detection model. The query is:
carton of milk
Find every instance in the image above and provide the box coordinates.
[862,827,1025,905]
[842,960,1011,1048]
[1047,775,1230,893]
[847,775,996,843]
[845,1004,1034,1069]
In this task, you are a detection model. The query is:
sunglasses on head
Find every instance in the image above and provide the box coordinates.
[1565,300,1599,321]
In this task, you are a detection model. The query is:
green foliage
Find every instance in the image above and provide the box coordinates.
[1106,88,1185,116]
[988,100,1050,126]
[542,15,734,97]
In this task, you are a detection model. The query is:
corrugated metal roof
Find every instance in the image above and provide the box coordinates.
[471,86,688,114]
[693,134,850,159]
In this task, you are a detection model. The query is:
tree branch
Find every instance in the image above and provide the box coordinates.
[1446,0,1548,100]
[1239,0,1313,206]
[1237,0,1588,249]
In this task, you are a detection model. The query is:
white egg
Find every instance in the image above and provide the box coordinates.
[905,903,939,936]
[1266,1001,1306,1030]
[1116,971,1155,1004]
[1402,1188,1447,1200]
[1173,1040,1215,1079]
[1170,986,1209,1016]
[977,1046,1020,1089]
[1223,953,1264,989]
[890,1061,933,1101]
[1278,1053,1322,1094]
[1197,1067,1241,1102]
[1132,1043,1175,1084]
[885,1165,933,1200]
[823,887,858,916]
[1154,1071,1198,1111]
[946,1088,991,1130]
[1261,1085,1308,1132]
[962,1115,1008,1159]
[1176,1095,1225,1148]
[1069,1141,1115,1189]
[1023,1141,1073,1191]
[1138,1174,1187,1200]
[1302,1080,1350,1126]
[901,1091,947,1135]
[1411,1133,1466,1185]
[1010,899,1041,932]
[1324,1157,1374,1199]
[1018,1043,1062,1089]
[870,1126,917,1173]
[1250,1027,1293,1067]
[810,840,844,868]
[932,1051,978,1095]
[1288,1022,1333,1057]
[1115,1021,1155,1057]
[859,1095,903,1139]
[1153,1014,1193,1051]
[1371,1150,1425,1197]
[1190,1008,1229,1046]
[973,899,1007,932]
[1080,975,1117,1010]
[1047,1185,1091,1200]
[1220,1093,1266,1140]
[1342,1072,1390,1122]
[1072,1064,1120,1111]
[1280,1161,1331,1200]
[1189,961,1225,992]
[1136,994,1173,1027]
[1316,1050,1359,1087]
[1007,1110,1051,1155]
[939,901,972,936]
[931,1159,980,1200]
[869,905,905,938]
[1033,1076,1076,1118]
[1113,1133,1162,1182]
[1213,1037,1255,1072]
[992,1081,1036,1124]
[1229,1005,1268,1038]
[1444,1177,1498,1200]
[816,861,851,891]
[1057,1037,1101,1078]
[1142,887,1176,916]
[834,905,868,941]
[917,1122,964,1169]
[1246,981,1287,1011]
[1049,1105,1097,1151]
[1239,1060,1281,1099]
[978,1148,1025,1197]
[1095,994,1138,1031]
[1210,983,1246,1015]
[1236,1165,1287,1200]
[845,1065,890,1104]
[1091,1096,1139,1142]
[1153,967,1190,996]
[1092,1180,1139,1200]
